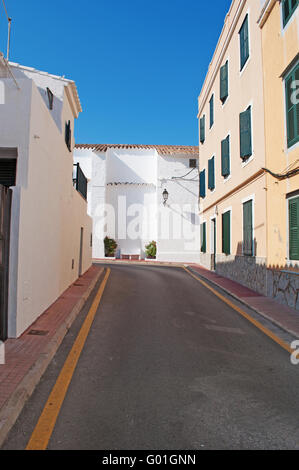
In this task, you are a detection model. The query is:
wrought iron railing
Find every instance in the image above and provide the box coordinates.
[73,163,87,200]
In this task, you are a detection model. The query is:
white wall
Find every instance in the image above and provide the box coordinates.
[74,146,200,263]
[0,67,92,338]
[157,153,200,263]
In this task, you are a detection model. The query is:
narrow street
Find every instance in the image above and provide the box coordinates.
[2,264,299,450]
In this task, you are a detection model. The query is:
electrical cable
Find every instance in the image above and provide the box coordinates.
[1,0,9,21]
[171,168,197,180]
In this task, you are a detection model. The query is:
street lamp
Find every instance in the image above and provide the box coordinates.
[163,188,169,206]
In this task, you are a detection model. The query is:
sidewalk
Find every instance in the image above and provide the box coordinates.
[0,264,104,447]
[188,263,299,339]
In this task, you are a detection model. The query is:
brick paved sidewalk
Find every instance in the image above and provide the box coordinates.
[0,264,104,446]
[188,263,299,339]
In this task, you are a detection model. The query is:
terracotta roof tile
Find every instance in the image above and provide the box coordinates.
[75,143,199,156]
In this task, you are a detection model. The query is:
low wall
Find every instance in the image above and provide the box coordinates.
[215,255,268,296]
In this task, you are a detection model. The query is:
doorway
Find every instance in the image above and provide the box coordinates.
[211,218,216,271]
[0,186,12,341]
[78,227,84,277]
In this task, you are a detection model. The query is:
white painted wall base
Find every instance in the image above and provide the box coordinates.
[0,341,5,364]
[157,252,201,263]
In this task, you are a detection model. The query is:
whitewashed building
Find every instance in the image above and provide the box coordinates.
[0,55,92,340]
[74,144,200,263]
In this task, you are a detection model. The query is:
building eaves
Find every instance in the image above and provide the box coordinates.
[75,143,199,156]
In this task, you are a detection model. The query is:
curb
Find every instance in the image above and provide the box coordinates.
[93,259,184,268]
[0,267,105,448]
[186,265,299,340]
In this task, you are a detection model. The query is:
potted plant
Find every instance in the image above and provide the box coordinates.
[104,236,118,258]
[145,241,157,259]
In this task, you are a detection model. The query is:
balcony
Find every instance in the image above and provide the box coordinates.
[73,163,87,200]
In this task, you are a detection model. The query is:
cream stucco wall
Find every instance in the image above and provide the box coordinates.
[260,1,299,268]
[0,66,92,338]
[198,0,267,274]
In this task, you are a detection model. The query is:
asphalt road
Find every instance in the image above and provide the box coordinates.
[2,264,299,450]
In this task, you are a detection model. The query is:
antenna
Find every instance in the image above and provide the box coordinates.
[1,0,12,60]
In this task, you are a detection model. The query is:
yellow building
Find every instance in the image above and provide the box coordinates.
[258,0,299,307]
[198,0,299,309]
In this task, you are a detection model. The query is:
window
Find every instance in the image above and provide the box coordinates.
[222,211,231,255]
[189,159,197,168]
[282,0,298,27]
[208,157,215,190]
[0,159,16,187]
[240,106,252,159]
[220,61,228,103]
[243,200,253,256]
[285,62,299,148]
[47,87,54,110]
[200,170,206,198]
[65,120,72,152]
[209,94,214,128]
[201,222,206,253]
[221,135,230,177]
[289,196,299,260]
[200,115,205,143]
[239,15,249,71]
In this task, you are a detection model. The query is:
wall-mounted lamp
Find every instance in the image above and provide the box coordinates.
[162,188,169,206]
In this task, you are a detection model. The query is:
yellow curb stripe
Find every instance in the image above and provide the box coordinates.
[26,268,111,451]
[182,266,293,355]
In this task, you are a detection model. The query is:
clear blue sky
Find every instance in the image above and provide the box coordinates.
[0,0,231,146]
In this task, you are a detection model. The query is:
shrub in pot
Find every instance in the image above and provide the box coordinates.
[104,236,118,257]
[145,241,157,259]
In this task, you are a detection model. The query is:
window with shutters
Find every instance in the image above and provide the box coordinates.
[240,106,252,160]
[289,196,299,260]
[243,200,253,256]
[239,15,249,71]
[200,170,206,198]
[201,222,207,253]
[209,95,214,128]
[222,211,231,255]
[220,61,228,103]
[285,62,299,148]
[200,115,205,143]
[221,135,230,178]
[208,157,215,191]
[282,0,298,27]
[0,159,17,187]
[65,120,72,152]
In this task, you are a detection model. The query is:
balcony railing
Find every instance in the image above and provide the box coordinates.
[73,163,87,200]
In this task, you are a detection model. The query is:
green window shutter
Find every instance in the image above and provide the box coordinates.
[243,200,253,256]
[220,61,228,102]
[221,135,230,177]
[240,107,252,159]
[240,15,249,70]
[201,222,207,253]
[285,63,299,148]
[222,211,231,255]
[283,0,298,27]
[200,115,205,143]
[209,95,214,128]
[208,157,215,190]
[289,197,299,260]
[200,170,206,198]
